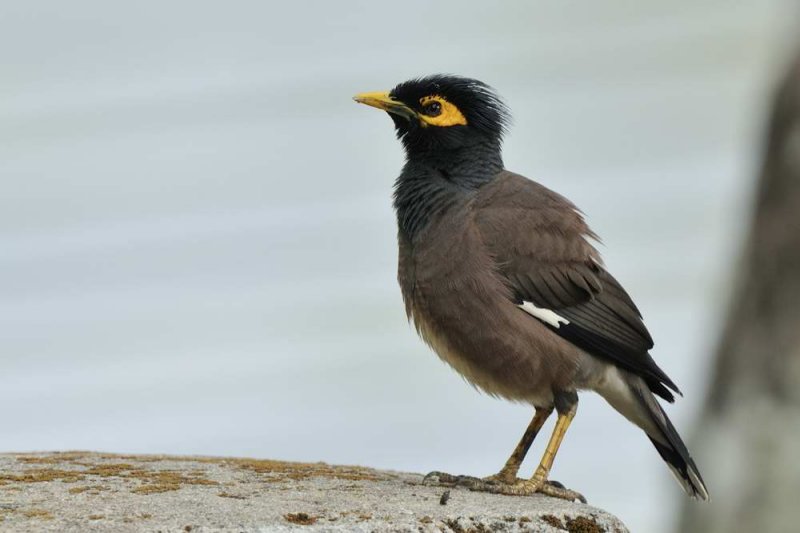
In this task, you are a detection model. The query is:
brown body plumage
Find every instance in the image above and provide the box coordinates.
[399,171,591,405]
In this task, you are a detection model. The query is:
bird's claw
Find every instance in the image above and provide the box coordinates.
[541,481,586,503]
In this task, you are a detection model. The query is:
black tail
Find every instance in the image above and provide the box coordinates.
[596,368,709,500]
[632,384,709,500]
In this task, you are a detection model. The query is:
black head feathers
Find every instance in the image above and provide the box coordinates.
[388,75,511,151]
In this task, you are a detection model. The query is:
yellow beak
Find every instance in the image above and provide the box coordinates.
[353,91,416,120]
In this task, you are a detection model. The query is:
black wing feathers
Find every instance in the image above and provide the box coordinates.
[513,265,680,401]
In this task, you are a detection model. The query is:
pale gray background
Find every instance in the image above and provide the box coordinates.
[1,2,797,531]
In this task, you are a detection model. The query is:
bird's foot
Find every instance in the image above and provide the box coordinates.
[491,477,587,503]
[422,471,586,503]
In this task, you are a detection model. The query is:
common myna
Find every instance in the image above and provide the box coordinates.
[354,75,708,501]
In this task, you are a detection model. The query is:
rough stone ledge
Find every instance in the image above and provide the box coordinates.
[0,451,628,532]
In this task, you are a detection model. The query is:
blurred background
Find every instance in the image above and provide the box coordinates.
[2,2,798,532]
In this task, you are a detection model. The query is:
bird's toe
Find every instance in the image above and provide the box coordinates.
[483,478,542,496]
[422,471,514,492]
[473,477,586,503]
[539,480,587,503]
[422,471,481,488]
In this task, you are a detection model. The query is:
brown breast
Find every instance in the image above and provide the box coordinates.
[396,198,580,405]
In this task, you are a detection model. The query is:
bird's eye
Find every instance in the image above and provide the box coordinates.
[422,101,442,116]
[417,95,467,127]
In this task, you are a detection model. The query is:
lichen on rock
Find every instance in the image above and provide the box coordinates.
[0,451,628,532]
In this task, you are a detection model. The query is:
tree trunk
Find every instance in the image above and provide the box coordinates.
[680,51,800,533]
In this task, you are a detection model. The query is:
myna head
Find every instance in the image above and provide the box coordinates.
[354,75,510,154]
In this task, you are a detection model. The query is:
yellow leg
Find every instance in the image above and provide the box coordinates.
[422,397,585,502]
[529,405,586,502]
[493,407,552,483]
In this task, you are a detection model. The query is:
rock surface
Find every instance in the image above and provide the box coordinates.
[0,452,628,532]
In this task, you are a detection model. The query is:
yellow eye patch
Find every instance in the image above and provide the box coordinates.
[418,95,467,127]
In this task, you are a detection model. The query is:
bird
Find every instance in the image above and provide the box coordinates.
[353,75,709,502]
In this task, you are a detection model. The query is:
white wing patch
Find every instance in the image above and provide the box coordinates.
[518,301,570,328]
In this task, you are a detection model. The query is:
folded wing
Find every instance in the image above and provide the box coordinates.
[474,171,680,401]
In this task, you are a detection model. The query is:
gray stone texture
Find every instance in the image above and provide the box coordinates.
[0,452,627,532]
